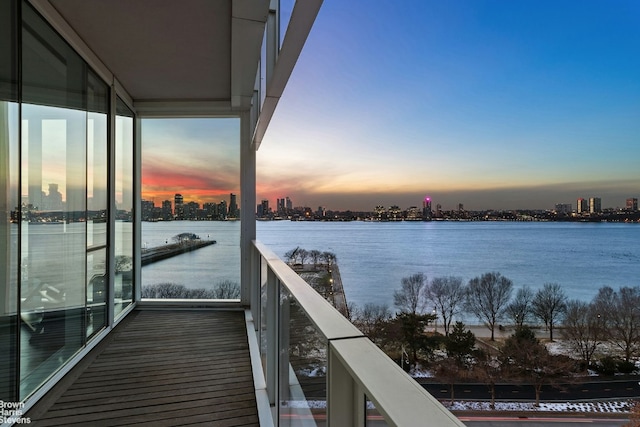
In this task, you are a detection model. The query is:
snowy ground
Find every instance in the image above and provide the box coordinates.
[444,399,634,413]
[284,399,635,413]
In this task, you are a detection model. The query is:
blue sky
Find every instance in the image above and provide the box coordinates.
[258,0,640,210]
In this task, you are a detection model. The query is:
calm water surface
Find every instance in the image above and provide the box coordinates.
[141,221,640,311]
[256,221,640,309]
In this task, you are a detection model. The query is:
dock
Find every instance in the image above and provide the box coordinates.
[141,240,216,266]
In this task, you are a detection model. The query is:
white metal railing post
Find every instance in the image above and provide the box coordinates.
[327,343,358,426]
[354,383,366,426]
[250,245,260,331]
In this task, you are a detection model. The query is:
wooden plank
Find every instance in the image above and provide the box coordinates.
[26,310,259,426]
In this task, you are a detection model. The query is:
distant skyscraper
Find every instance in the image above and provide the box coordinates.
[258,199,269,217]
[141,199,154,221]
[285,196,293,211]
[162,200,172,220]
[218,200,227,219]
[228,193,238,218]
[174,193,184,219]
[422,197,432,221]
[589,197,601,214]
[626,198,638,211]
[576,198,588,214]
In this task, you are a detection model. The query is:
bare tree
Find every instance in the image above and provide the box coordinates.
[427,276,466,336]
[505,285,534,328]
[562,299,604,368]
[531,283,567,341]
[212,280,241,299]
[593,286,640,362]
[351,303,392,344]
[298,248,309,265]
[321,251,337,267]
[465,272,513,341]
[394,273,428,316]
[284,247,299,264]
[309,249,321,266]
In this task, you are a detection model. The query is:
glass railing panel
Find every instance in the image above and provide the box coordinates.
[260,255,268,370]
[279,285,327,426]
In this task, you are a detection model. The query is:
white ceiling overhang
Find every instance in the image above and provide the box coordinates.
[31,0,269,116]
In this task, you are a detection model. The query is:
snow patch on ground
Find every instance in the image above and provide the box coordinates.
[443,400,634,413]
[283,399,635,414]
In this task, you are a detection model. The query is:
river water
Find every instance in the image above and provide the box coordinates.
[142,220,640,310]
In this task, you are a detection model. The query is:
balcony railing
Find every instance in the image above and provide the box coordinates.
[251,241,464,426]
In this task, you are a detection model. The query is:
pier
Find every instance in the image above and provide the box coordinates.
[141,239,216,266]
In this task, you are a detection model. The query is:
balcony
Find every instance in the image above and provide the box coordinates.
[23,242,463,426]
[3,1,463,425]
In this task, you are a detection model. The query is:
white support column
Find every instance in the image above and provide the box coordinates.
[132,115,141,303]
[240,110,256,306]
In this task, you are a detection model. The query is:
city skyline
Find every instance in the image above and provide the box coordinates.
[141,1,640,211]
[139,191,639,217]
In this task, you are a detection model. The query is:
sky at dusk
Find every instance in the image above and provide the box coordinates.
[144,1,640,211]
[141,118,239,205]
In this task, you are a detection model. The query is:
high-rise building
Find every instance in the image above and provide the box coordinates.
[141,200,154,221]
[576,198,588,214]
[257,199,270,217]
[626,198,638,211]
[161,200,173,220]
[218,200,228,220]
[228,193,238,218]
[185,201,200,220]
[174,193,184,219]
[422,196,432,221]
[203,202,218,220]
[285,196,293,211]
[589,197,601,214]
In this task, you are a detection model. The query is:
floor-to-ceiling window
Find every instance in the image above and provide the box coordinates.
[0,0,19,403]
[86,71,109,337]
[17,1,110,399]
[140,119,241,299]
[114,99,134,316]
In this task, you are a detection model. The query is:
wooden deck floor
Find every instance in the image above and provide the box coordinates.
[26,309,259,426]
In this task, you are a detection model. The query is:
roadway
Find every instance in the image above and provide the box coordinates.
[421,378,640,401]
